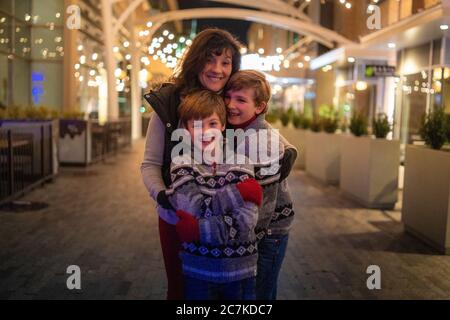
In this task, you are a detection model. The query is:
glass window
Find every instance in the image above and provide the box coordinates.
[0,13,12,54]
[31,27,63,61]
[432,39,442,66]
[14,0,31,22]
[0,53,8,106]
[31,62,62,108]
[14,21,31,59]
[442,67,450,114]
[0,0,12,15]
[400,42,430,74]
[399,71,429,144]
[13,57,30,106]
[30,0,64,25]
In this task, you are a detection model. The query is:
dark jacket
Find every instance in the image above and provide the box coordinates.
[143,83,181,187]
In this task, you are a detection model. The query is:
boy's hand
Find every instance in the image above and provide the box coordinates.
[236,178,263,207]
[176,210,200,243]
[157,190,174,210]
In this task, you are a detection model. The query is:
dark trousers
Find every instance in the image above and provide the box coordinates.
[158,217,184,300]
[184,276,256,300]
[256,233,289,300]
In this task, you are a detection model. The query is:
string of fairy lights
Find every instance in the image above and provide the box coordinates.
[1,0,448,95]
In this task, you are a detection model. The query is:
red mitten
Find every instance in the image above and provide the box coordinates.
[236,178,263,207]
[176,210,200,243]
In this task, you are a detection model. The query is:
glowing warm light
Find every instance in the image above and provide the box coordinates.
[356,81,368,91]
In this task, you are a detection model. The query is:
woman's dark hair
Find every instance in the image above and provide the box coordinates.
[171,28,242,96]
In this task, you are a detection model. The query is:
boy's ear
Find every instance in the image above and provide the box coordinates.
[256,102,267,115]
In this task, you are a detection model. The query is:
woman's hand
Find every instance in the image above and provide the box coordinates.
[156,190,174,210]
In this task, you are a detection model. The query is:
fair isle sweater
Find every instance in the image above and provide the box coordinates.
[240,115,295,239]
[164,153,259,284]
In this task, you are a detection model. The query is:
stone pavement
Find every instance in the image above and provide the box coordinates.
[0,139,449,300]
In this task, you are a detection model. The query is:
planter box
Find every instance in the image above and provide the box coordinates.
[59,119,93,165]
[402,146,450,254]
[340,136,400,209]
[59,119,131,166]
[305,131,342,185]
[275,125,306,170]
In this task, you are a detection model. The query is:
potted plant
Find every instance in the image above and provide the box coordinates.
[301,117,311,130]
[280,110,291,127]
[310,117,322,132]
[349,113,368,137]
[372,113,391,139]
[265,107,278,124]
[275,111,307,170]
[402,108,450,254]
[340,112,400,209]
[321,117,339,134]
[292,114,302,129]
[306,114,341,185]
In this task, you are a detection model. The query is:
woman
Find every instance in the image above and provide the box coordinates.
[141,28,242,300]
[141,28,297,300]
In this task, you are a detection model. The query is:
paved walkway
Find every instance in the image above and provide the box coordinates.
[0,139,449,299]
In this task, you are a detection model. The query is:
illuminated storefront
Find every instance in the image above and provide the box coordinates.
[0,0,65,108]
[395,38,450,145]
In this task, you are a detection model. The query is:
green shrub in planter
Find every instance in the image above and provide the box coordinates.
[310,117,322,132]
[61,110,85,120]
[419,108,447,150]
[349,113,368,137]
[301,117,312,130]
[446,114,450,144]
[292,114,302,128]
[280,111,290,127]
[321,117,338,134]
[0,108,6,119]
[373,113,391,139]
[265,110,278,124]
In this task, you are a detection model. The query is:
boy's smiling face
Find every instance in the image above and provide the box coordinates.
[224,88,265,126]
[186,112,225,150]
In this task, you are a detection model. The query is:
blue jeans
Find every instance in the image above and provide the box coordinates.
[184,276,256,300]
[256,233,289,300]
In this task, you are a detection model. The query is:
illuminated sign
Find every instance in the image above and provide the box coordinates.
[241,54,281,72]
[365,65,396,78]
[31,72,44,105]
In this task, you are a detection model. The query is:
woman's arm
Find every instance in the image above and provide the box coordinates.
[140,113,166,201]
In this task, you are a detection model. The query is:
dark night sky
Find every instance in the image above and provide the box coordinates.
[176,0,252,46]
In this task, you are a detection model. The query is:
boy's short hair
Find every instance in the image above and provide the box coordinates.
[178,90,227,127]
[225,70,272,113]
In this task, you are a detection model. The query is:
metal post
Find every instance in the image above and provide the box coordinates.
[49,123,53,176]
[7,130,14,196]
[101,0,119,121]
[41,125,45,178]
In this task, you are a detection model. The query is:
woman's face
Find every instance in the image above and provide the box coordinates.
[198,49,233,93]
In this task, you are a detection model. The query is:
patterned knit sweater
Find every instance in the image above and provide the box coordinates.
[240,115,295,240]
[165,153,259,284]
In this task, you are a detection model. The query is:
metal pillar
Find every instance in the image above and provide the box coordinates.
[63,0,78,112]
[129,12,142,141]
[101,0,119,121]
